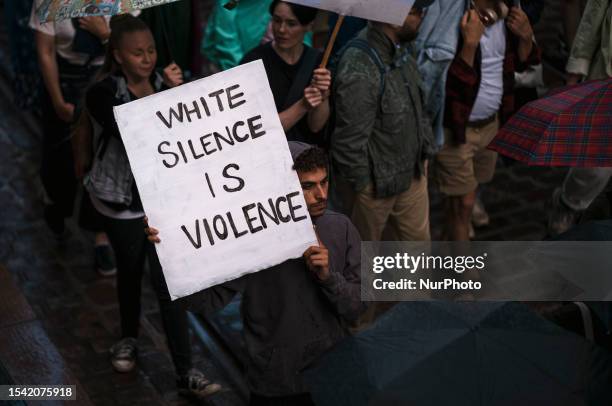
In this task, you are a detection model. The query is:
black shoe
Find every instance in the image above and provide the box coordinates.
[177,368,222,399]
[95,245,116,277]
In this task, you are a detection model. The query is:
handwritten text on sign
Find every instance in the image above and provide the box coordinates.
[114,61,317,300]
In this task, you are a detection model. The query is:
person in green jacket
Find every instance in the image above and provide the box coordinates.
[330,1,435,243]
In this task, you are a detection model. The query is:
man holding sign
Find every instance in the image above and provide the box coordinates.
[146,143,363,404]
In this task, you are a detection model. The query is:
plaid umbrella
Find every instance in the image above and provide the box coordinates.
[37,0,181,22]
[489,78,612,167]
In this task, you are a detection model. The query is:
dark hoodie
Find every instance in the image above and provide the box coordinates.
[180,208,363,395]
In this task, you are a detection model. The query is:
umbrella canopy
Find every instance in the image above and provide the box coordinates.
[305,302,612,406]
[37,0,181,23]
[489,78,612,167]
[552,220,612,331]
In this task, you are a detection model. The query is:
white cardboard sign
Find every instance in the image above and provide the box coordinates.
[286,0,415,26]
[114,60,318,300]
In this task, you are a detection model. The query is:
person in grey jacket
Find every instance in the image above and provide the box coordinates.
[549,0,612,235]
[147,143,364,405]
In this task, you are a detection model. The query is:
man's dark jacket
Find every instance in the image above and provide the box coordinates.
[180,210,363,396]
[331,25,434,198]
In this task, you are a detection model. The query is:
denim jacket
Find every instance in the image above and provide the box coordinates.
[414,0,466,147]
[85,72,165,208]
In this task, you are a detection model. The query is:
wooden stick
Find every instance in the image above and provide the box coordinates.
[320,14,345,69]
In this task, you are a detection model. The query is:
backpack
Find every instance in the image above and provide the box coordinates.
[325,38,393,148]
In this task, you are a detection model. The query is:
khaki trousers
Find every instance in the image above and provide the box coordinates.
[351,175,431,242]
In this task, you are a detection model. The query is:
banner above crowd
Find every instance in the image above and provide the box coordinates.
[285,0,416,26]
[37,0,181,22]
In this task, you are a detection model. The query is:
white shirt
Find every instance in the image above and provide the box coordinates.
[469,19,506,121]
[29,0,110,66]
[89,193,145,220]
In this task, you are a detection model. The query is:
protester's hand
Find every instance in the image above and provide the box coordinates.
[54,102,75,123]
[311,68,331,100]
[302,86,323,110]
[78,16,110,41]
[144,216,161,243]
[460,10,485,47]
[163,63,184,88]
[566,73,582,86]
[507,7,533,42]
[303,228,330,281]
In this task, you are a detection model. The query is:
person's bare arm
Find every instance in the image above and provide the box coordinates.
[279,86,323,131]
[78,16,110,42]
[459,10,485,67]
[507,7,534,63]
[35,31,74,122]
[279,98,309,131]
[307,67,331,133]
[307,98,330,133]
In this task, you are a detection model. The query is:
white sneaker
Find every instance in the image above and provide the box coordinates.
[548,188,580,236]
[472,197,490,227]
[110,337,137,372]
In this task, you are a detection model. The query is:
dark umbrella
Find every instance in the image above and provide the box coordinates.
[305,302,612,406]
[489,78,612,167]
[552,220,612,332]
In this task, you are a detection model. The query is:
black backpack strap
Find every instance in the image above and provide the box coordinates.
[282,46,321,110]
[335,38,389,101]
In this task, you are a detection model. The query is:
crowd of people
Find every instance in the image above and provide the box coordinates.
[7,0,610,404]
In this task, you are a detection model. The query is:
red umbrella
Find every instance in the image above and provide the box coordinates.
[489,78,612,167]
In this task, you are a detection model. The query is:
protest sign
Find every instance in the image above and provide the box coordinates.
[285,0,415,26]
[37,0,181,22]
[114,61,318,300]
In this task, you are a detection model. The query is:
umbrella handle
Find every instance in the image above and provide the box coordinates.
[156,5,175,65]
[319,14,345,69]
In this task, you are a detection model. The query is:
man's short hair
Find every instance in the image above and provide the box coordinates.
[292,147,328,173]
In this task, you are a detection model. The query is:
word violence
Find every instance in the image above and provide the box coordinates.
[181,191,308,248]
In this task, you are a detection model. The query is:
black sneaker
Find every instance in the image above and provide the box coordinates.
[177,368,222,399]
[110,337,137,372]
[95,245,116,277]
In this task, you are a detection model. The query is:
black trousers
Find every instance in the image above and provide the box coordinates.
[102,215,192,376]
[40,61,102,231]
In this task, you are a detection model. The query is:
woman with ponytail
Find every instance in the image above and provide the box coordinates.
[84,14,221,399]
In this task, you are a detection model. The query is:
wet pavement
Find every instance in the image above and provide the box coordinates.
[0,4,572,405]
[0,23,244,406]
